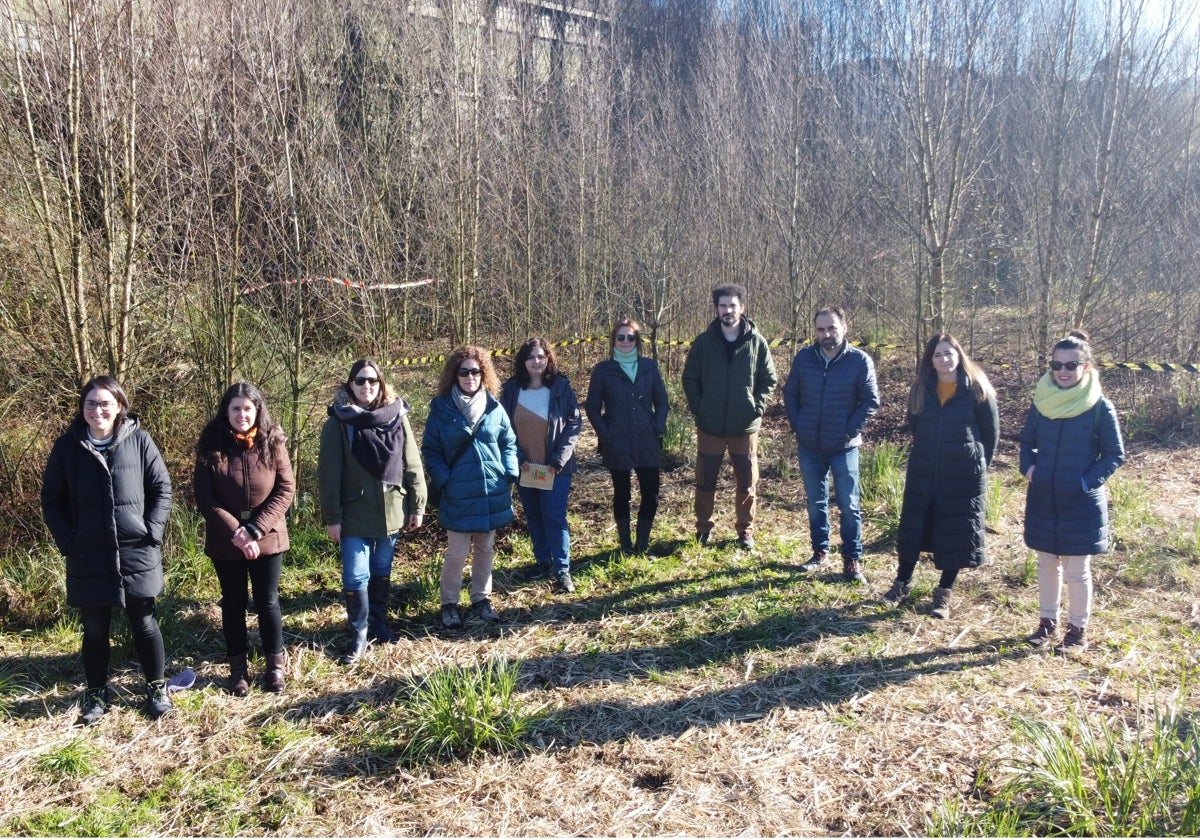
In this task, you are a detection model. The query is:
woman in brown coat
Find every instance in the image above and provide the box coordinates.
[194,382,295,694]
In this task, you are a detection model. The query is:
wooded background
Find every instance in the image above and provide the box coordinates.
[1,0,1197,543]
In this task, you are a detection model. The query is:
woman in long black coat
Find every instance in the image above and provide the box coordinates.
[584,318,670,555]
[42,376,174,725]
[883,334,999,619]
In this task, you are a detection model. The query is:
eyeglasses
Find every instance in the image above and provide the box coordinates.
[84,400,116,411]
[457,368,482,378]
[615,334,638,342]
[353,376,380,386]
[1049,360,1084,371]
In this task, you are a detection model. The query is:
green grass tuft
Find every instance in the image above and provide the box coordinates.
[859,440,908,542]
[34,738,99,779]
[396,657,531,765]
[929,680,1200,836]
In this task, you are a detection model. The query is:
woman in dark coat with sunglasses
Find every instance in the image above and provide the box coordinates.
[585,318,670,555]
[422,346,518,629]
[1019,331,1125,655]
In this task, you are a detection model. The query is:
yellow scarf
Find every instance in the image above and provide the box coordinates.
[1032,368,1103,419]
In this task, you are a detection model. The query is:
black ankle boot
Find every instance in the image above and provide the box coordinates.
[228,653,250,697]
[635,519,653,554]
[616,518,634,555]
[263,650,285,693]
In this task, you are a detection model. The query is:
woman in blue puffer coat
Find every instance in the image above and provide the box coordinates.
[1020,331,1125,655]
[422,346,519,630]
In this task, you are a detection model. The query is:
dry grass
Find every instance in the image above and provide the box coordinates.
[2,410,1199,836]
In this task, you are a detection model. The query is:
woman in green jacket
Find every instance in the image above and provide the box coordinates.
[318,359,426,664]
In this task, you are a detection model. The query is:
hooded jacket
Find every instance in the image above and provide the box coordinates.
[41,416,173,608]
[681,317,778,437]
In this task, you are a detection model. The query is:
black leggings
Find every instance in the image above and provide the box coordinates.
[610,467,661,522]
[211,553,284,657]
[79,597,165,690]
[897,556,960,589]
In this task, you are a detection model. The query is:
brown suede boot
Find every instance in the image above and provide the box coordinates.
[228,654,250,697]
[263,650,286,693]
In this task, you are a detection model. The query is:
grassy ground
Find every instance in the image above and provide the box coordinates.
[2,383,1199,835]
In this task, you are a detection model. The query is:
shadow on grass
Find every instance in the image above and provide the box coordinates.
[533,634,1032,746]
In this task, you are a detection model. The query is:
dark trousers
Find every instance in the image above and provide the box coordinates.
[610,467,661,522]
[79,597,165,690]
[211,553,285,657]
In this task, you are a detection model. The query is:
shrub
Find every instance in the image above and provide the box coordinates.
[0,547,66,628]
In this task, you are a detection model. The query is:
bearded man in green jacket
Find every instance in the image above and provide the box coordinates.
[681,284,778,551]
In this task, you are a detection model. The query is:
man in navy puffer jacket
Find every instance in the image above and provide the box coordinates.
[783,306,880,583]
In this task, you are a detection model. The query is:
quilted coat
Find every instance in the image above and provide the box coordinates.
[895,371,1000,570]
[1019,398,1125,555]
[41,416,173,608]
[422,393,519,533]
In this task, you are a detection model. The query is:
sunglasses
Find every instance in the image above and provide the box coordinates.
[615,333,638,342]
[1049,361,1083,371]
[457,368,482,377]
[353,376,380,386]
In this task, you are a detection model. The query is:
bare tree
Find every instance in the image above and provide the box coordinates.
[2,0,147,385]
[860,0,1001,337]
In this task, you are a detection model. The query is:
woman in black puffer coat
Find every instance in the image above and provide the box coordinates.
[883,334,999,620]
[585,318,670,556]
[42,376,174,726]
[1019,331,1125,655]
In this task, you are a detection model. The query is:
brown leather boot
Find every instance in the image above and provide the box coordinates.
[228,654,250,697]
[263,650,285,693]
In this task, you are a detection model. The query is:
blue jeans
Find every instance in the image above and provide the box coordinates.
[340,535,398,591]
[797,446,862,561]
[517,473,572,573]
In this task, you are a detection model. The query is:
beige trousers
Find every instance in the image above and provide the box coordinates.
[440,530,495,606]
[1036,551,1093,629]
